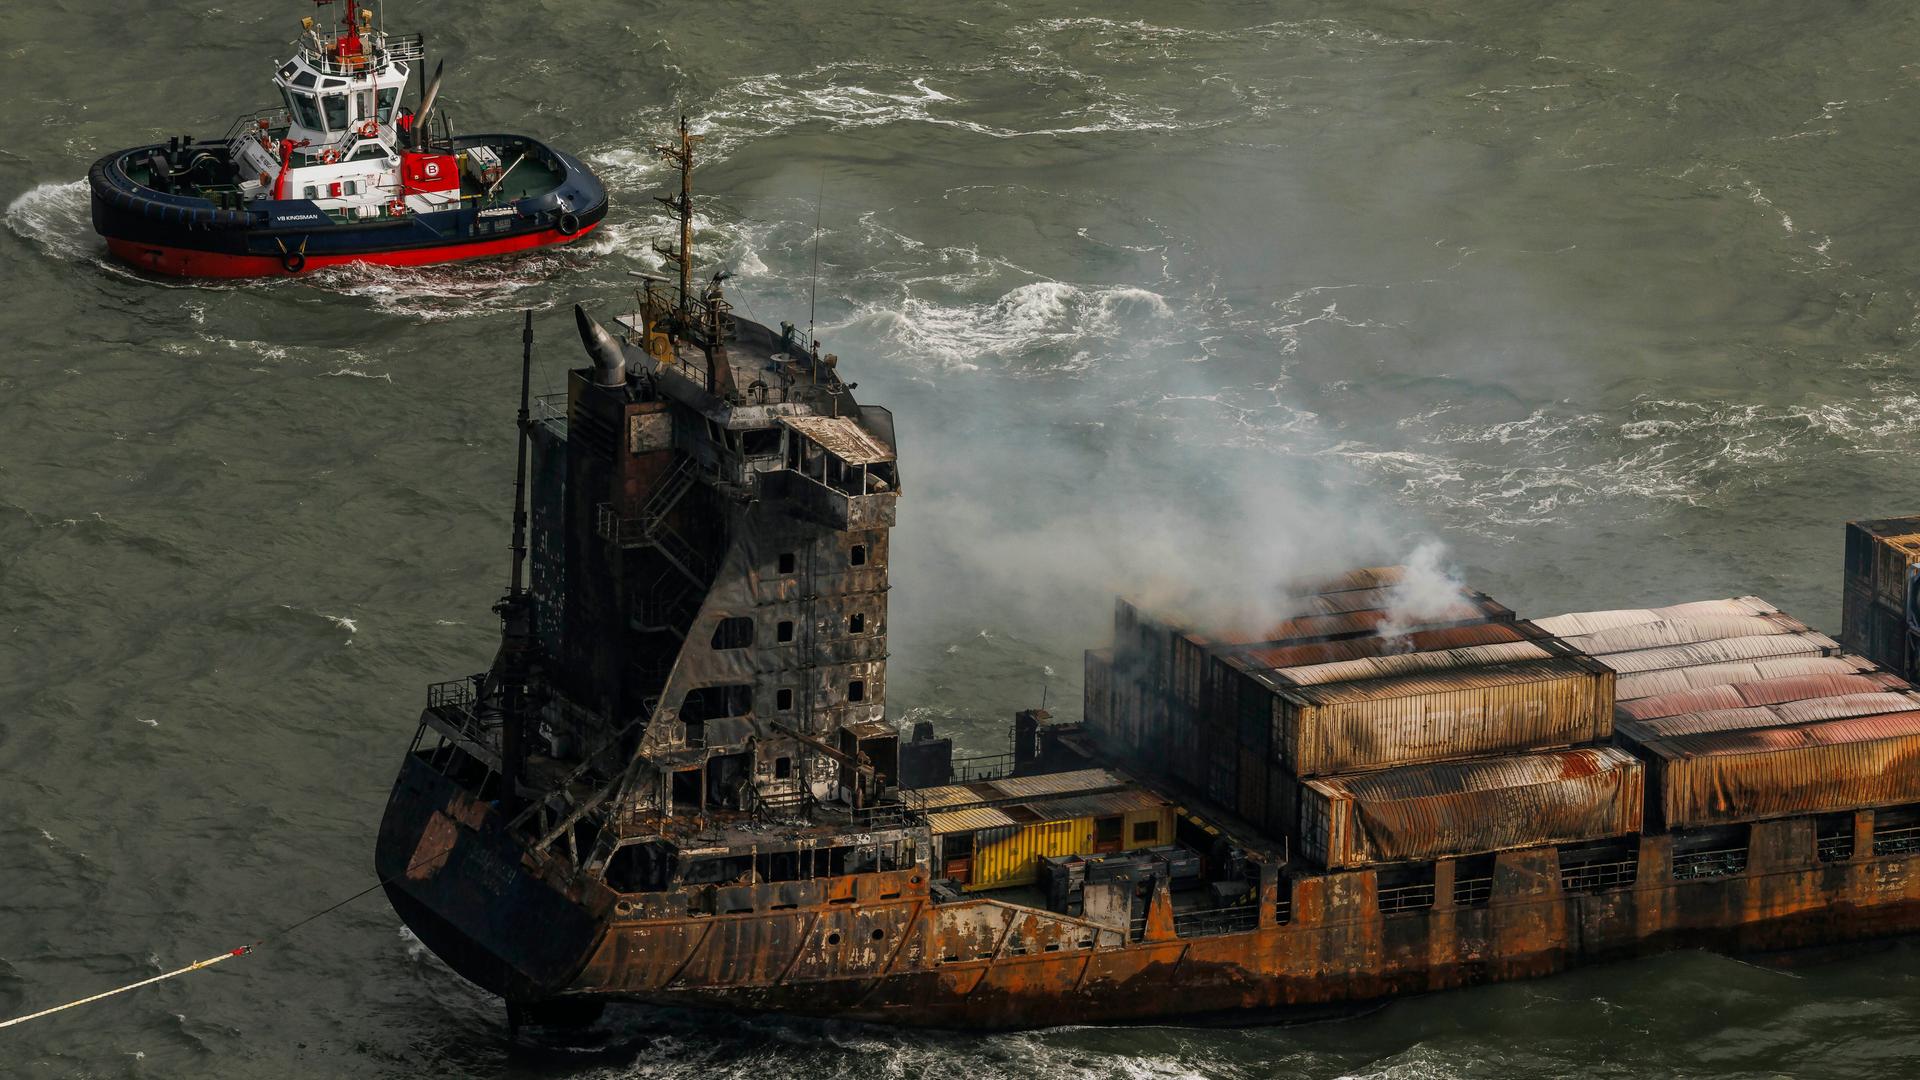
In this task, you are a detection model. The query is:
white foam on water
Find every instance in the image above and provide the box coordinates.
[833,278,1173,375]
[5,179,96,262]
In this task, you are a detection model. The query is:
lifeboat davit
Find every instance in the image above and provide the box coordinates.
[88,2,608,278]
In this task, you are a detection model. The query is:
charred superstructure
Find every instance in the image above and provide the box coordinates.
[377,124,1920,1031]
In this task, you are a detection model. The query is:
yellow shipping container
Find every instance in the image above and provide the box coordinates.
[926,789,1177,892]
[969,818,1094,892]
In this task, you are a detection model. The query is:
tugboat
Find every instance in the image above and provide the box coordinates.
[87,2,607,278]
[375,121,1920,1031]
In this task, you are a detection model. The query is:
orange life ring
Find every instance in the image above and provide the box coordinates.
[357,120,379,139]
[320,148,341,164]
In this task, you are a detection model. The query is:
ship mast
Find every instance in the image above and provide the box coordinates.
[653,116,700,313]
[491,310,537,813]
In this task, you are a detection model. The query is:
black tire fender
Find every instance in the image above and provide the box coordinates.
[282,250,307,274]
[556,210,579,236]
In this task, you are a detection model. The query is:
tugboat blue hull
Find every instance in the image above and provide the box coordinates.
[89,133,607,278]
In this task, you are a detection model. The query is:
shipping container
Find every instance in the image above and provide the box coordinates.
[1868,600,1912,681]
[1614,654,1876,702]
[1617,692,1920,742]
[1558,613,1809,657]
[1532,597,1778,639]
[1084,649,1114,743]
[1872,531,1920,611]
[1270,640,1554,688]
[1619,671,1908,721]
[1638,710,1920,829]
[1237,621,1531,672]
[1842,580,1875,657]
[1236,745,1269,827]
[1270,658,1615,776]
[1293,746,1644,869]
[1267,768,1299,842]
[1596,630,1839,676]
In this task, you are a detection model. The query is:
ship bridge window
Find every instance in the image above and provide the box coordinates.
[682,683,753,722]
[376,87,400,124]
[356,90,375,122]
[710,616,754,650]
[322,93,349,133]
[287,91,322,131]
[742,428,781,457]
[291,67,317,89]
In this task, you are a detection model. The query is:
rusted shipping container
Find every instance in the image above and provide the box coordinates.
[1083,648,1114,742]
[1236,746,1269,828]
[1270,658,1615,776]
[1596,630,1839,675]
[1872,531,1920,611]
[1869,600,1912,681]
[1841,580,1875,657]
[1614,654,1876,702]
[1558,613,1810,657]
[1532,597,1778,639]
[1640,710,1920,829]
[1619,671,1908,720]
[1294,746,1644,869]
[1237,621,1530,671]
[1266,767,1298,840]
[1271,640,1554,687]
[1617,692,1920,741]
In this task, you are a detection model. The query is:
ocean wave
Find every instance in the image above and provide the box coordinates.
[831,279,1172,375]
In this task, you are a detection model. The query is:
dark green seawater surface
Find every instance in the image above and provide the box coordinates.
[7,1,1920,1076]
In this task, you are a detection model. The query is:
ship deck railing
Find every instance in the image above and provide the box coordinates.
[1171,902,1261,938]
[949,752,1016,784]
[1671,844,1750,881]
[222,107,291,147]
[1561,857,1638,893]
[1874,823,1920,857]
[296,31,424,77]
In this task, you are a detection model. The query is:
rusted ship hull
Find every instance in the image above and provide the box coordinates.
[379,763,1920,1028]
[375,754,611,1002]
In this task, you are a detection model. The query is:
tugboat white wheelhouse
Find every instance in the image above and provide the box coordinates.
[87,1,607,278]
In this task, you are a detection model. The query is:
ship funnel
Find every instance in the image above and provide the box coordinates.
[575,304,626,387]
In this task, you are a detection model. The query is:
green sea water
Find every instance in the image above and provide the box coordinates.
[5,1,1920,1075]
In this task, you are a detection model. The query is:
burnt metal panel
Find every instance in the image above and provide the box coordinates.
[1295,747,1644,869]
[1640,710,1920,828]
[1238,621,1529,671]
[1275,658,1615,777]
[1618,692,1920,741]
[1614,654,1876,702]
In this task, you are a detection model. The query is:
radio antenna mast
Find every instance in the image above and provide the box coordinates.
[808,167,825,340]
[654,115,700,316]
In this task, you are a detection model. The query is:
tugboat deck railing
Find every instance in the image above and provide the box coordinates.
[296,31,424,76]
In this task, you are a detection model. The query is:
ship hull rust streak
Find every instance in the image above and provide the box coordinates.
[379,782,1920,1028]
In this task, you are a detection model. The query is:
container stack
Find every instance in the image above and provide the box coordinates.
[1535,598,1920,830]
[1841,516,1920,679]
[1088,568,1642,869]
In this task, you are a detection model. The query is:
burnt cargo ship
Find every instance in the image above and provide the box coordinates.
[374,130,1920,1030]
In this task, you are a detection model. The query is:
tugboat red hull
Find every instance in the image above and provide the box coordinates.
[104,221,599,278]
[89,132,608,280]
